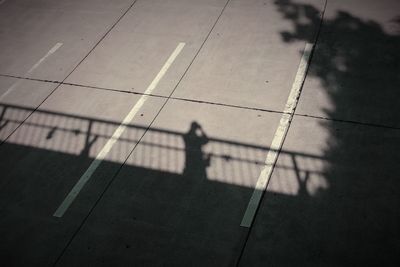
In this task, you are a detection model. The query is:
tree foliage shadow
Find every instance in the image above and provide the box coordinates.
[241,0,400,266]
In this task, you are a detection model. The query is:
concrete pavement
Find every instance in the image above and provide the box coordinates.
[0,0,399,266]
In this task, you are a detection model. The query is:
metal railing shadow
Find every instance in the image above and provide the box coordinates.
[0,102,328,196]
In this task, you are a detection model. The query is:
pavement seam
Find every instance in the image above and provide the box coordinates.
[0,0,140,148]
[294,113,400,130]
[2,73,398,131]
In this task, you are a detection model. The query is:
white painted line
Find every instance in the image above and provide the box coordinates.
[27,42,63,74]
[53,42,186,217]
[0,43,63,100]
[0,81,21,101]
[240,43,314,228]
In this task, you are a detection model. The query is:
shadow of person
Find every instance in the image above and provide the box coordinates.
[182,121,210,179]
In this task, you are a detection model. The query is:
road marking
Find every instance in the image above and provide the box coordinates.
[0,0,6,5]
[53,42,186,218]
[27,43,63,74]
[0,43,63,100]
[240,43,314,228]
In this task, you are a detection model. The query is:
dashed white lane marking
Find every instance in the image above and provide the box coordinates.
[27,43,63,73]
[53,42,186,218]
[240,43,314,228]
[0,43,63,100]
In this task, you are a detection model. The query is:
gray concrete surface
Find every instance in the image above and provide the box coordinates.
[0,0,399,266]
[173,0,324,111]
[66,0,228,95]
[0,0,135,81]
[0,76,58,140]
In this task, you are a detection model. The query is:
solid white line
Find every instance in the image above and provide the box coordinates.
[0,43,63,100]
[240,43,314,228]
[53,42,186,217]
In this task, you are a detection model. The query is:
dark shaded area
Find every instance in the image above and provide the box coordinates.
[0,142,246,266]
[241,0,400,266]
[0,103,324,265]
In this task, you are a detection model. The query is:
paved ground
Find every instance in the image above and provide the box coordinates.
[0,0,399,266]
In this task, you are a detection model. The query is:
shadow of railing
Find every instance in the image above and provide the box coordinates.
[0,102,327,196]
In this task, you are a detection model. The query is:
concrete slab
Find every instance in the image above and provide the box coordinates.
[239,115,400,266]
[0,0,134,81]
[66,0,228,95]
[172,0,325,111]
[2,0,397,265]
[280,0,400,127]
[0,77,58,141]
[56,99,283,265]
[0,85,166,265]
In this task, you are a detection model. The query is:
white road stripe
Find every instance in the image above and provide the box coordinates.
[0,43,63,100]
[240,43,314,228]
[53,42,186,218]
[0,81,21,101]
[27,43,63,74]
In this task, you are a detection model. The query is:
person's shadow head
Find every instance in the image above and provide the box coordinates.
[182,121,210,179]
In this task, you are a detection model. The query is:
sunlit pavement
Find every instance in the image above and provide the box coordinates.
[0,0,399,266]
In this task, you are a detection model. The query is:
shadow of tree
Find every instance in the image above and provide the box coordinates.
[1,1,399,265]
[240,0,400,266]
